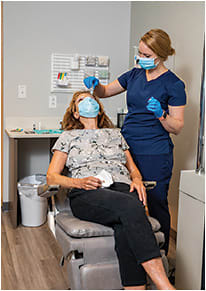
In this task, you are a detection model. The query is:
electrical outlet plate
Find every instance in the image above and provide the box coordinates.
[49,95,57,108]
[18,85,26,98]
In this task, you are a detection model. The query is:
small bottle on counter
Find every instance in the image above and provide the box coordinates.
[32,122,36,130]
[38,122,41,130]
[59,120,63,130]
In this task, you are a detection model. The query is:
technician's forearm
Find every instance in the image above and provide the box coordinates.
[94,79,125,98]
[160,115,184,135]
[94,83,108,98]
[47,172,80,189]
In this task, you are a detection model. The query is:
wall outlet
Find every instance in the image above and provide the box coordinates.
[49,95,57,108]
[18,85,26,98]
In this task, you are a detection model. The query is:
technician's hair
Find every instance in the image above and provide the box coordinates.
[62,91,115,130]
[141,29,175,61]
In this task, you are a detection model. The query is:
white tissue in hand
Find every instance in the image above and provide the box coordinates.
[95,170,113,188]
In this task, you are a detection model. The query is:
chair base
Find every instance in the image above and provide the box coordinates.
[56,223,169,290]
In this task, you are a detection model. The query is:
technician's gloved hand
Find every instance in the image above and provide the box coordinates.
[84,76,99,90]
[146,97,163,118]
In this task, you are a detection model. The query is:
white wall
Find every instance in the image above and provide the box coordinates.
[3,1,131,202]
[3,1,205,232]
[129,1,205,230]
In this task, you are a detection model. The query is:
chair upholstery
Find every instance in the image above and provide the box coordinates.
[52,189,169,290]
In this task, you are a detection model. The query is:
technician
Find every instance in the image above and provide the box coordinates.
[84,29,187,255]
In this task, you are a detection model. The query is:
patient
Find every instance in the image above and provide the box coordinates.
[47,91,175,290]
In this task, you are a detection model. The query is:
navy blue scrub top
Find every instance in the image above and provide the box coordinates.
[118,68,187,155]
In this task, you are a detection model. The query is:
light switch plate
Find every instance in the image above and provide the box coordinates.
[18,85,27,98]
[49,95,57,108]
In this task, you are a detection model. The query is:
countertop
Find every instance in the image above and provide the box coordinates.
[5,128,62,139]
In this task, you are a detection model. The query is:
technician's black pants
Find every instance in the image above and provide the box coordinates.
[69,182,161,287]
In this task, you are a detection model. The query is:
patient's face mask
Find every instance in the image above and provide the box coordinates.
[78,97,100,118]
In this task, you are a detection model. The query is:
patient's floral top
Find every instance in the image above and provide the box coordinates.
[52,128,131,185]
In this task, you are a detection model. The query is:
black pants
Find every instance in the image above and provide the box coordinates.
[132,152,173,255]
[69,183,161,287]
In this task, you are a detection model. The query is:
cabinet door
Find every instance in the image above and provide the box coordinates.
[175,191,204,290]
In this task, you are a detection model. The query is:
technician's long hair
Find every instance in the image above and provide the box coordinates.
[62,91,115,130]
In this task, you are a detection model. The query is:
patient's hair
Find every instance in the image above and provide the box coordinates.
[62,91,115,130]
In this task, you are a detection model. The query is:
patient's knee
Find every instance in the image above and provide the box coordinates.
[119,199,146,219]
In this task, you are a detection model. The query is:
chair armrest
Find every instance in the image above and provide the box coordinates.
[143,181,156,190]
[38,184,60,198]
[38,181,156,198]
[48,185,60,191]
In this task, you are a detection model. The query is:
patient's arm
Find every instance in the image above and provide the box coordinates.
[124,150,147,205]
[47,150,101,190]
[47,150,71,187]
[125,150,142,181]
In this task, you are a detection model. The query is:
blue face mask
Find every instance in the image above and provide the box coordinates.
[134,55,159,70]
[78,97,100,118]
[138,57,158,70]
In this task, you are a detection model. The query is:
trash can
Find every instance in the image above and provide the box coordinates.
[17,174,48,227]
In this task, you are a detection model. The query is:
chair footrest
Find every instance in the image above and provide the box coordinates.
[79,262,122,290]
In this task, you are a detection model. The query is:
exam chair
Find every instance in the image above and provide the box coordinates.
[41,184,169,290]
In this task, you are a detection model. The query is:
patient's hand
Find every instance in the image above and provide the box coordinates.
[77,176,102,190]
[130,178,147,206]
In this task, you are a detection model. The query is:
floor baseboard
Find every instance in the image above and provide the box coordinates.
[2,202,10,212]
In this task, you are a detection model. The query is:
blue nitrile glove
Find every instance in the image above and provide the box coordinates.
[84,76,99,90]
[146,97,163,118]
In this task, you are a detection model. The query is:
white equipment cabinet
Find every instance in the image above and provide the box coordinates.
[175,170,205,290]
